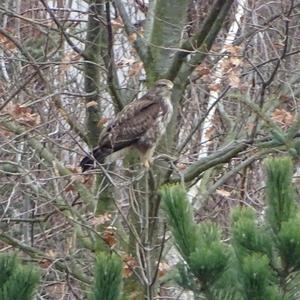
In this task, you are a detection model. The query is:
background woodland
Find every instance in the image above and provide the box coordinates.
[1,0,300,299]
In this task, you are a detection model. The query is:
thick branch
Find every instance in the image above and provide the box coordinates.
[84,0,125,146]
[167,0,230,80]
[146,0,189,82]
[170,130,300,184]
[170,141,249,183]
[114,0,148,63]
[203,149,272,202]
[104,1,125,112]
[84,0,105,146]
[175,0,234,83]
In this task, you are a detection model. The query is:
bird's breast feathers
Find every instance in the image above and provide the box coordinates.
[157,95,173,135]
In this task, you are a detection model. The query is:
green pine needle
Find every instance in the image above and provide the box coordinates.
[160,184,197,260]
[265,157,297,233]
[89,253,123,300]
[231,207,272,258]
[0,254,39,300]
[240,254,280,300]
[278,215,300,271]
[160,184,229,287]
[189,241,228,284]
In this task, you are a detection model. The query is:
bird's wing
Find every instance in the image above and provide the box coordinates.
[99,97,161,150]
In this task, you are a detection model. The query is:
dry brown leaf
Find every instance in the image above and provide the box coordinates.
[0,33,17,52]
[66,165,82,173]
[97,116,109,128]
[229,57,242,67]
[6,103,41,126]
[158,261,170,277]
[39,249,56,268]
[128,32,137,44]
[224,45,241,55]
[128,292,140,299]
[102,227,117,248]
[65,172,95,192]
[123,255,138,278]
[216,189,231,198]
[86,101,98,108]
[111,17,124,30]
[228,73,240,88]
[128,61,143,77]
[0,126,12,137]
[90,212,112,226]
[64,171,87,192]
[59,53,80,75]
[245,122,255,131]
[220,59,232,72]
[64,183,75,193]
[209,83,221,92]
[196,65,211,76]
[39,258,52,269]
[83,174,94,188]
[66,173,94,191]
[204,126,215,140]
[271,108,294,128]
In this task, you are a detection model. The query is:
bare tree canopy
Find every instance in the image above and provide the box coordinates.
[1,0,300,298]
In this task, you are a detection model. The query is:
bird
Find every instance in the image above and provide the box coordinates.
[80,79,174,172]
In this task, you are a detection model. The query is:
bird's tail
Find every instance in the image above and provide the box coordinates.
[80,147,111,172]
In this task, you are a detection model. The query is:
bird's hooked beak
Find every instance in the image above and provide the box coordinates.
[155,79,174,90]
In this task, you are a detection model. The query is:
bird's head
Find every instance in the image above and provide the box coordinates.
[155,79,174,90]
[154,79,174,97]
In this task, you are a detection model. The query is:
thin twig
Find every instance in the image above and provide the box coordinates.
[39,0,88,60]
[177,86,231,153]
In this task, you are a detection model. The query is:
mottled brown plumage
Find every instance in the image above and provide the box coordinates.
[80,79,174,172]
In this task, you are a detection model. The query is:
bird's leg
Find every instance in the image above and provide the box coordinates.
[141,155,152,169]
[143,159,151,169]
[141,146,156,169]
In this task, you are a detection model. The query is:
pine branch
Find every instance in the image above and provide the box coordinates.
[174,0,234,82]
[89,253,123,300]
[160,185,197,260]
[114,0,148,63]
[167,0,231,80]
[160,185,229,293]
[265,157,296,233]
[0,254,40,300]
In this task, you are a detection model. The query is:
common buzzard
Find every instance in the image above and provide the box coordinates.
[80,79,174,172]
